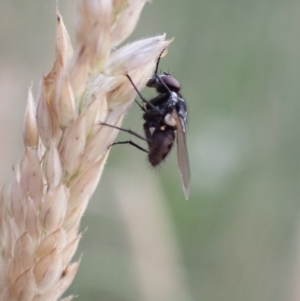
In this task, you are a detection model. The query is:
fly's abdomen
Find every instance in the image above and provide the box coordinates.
[148,129,175,166]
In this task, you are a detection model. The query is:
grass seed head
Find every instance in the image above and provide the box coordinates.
[0,0,173,299]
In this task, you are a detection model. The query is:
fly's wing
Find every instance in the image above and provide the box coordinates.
[173,109,190,200]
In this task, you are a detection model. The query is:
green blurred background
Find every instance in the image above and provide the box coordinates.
[1,1,300,300]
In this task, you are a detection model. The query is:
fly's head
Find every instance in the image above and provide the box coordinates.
[147,72,181,94]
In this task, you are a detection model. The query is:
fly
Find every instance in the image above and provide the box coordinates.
[102,52,190,200]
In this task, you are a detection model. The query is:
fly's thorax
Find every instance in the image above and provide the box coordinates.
[170,91,179,103]
[175,97,187,121]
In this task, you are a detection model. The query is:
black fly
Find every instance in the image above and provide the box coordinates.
[102,53,190,200]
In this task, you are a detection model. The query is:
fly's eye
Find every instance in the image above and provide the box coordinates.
[164,113,176,126]
[160,75,181,93]
[147,74,181,93]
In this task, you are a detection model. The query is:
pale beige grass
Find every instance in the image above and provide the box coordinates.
[0,0,171,300]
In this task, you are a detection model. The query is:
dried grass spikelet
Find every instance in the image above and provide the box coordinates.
[0,0,172,300]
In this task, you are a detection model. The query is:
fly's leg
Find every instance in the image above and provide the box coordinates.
[112,140,148,153]
[143,123,153,149]
[153,49,164,75]
[134,98,146,112]
[100,122,150,153]
[155,73,172,94]
[125,74,162,114]
[101,122,148,142]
